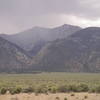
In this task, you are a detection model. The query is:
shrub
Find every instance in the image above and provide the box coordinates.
[0,88,7,94]
[70,93,75,96]
[35,84,48,94]
[49,86,57,93]
[10,87,22,95]
[77,84,89,92]
[55,97,60,100]
[22,87,34,93]
[89,87,95,93]
[67,85,78,92]
[95,86,100,93]
[57,85,67,92]
[64,97,67,100]
[84,95,88,99]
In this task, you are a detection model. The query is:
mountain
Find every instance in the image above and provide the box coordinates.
[29,40,47,56]
[0,24,81,53]
[32,27,100,72]
[1,26,100,73]
[0,37,31,73]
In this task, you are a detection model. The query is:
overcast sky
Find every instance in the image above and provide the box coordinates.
[0,0,100,34]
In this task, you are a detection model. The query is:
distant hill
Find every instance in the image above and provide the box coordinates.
[32,27,100,72]
[0,37,31,73]
[0,24,81,55]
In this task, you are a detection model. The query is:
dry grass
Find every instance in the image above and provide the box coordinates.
[0,93,100,100]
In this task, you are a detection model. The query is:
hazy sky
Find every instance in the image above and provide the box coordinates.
[0,0,100,34]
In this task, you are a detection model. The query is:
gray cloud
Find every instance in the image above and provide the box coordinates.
[0,0,100,34]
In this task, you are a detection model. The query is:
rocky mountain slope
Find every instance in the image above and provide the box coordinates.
[32,27,100,72]
[0,37,31,73]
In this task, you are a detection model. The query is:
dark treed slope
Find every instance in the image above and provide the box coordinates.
[32,27,100,72]
[0,37,31,73]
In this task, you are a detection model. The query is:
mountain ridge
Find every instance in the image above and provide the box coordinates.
[31,27,100,72]
[0,36,32,73]
[0,24,81,53]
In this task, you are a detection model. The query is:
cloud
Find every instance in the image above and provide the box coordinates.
[61,14,100,27]
[0,0,100,34]
[0,0,100,17]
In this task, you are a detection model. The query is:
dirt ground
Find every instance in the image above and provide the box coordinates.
[0,93,100,100]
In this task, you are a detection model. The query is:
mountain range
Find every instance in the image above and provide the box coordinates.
[1,24,100,73]
[0,24,81,53]
[32,27,100,72]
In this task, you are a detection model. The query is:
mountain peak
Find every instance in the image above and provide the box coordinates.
[0,24,81,51]
[53,24,81,29]
[62,24,76,27]
[62,24,70,26]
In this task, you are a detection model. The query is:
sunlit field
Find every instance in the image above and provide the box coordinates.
[0,73,100,100]
[0,73,100,88]
[0,73,100,92]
